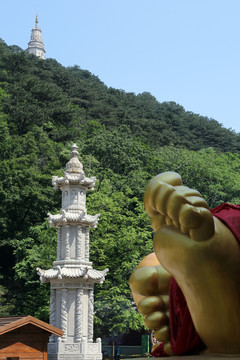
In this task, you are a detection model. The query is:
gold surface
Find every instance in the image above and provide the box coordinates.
[129,172,240,356]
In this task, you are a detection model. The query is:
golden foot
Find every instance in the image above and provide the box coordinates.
[129,253,174,355]
[144,173,240,354]
[142,172,240,355]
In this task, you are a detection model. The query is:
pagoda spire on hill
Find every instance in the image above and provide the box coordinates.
[27,15,46,59]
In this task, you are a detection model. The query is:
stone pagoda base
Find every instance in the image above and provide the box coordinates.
[48,338,102,360]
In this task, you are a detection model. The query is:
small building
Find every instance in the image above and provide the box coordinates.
[0,315,63,360]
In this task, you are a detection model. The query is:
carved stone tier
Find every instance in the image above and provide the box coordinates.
[48,211,100,228]
[52,173,96,191]
[37,266,108,283]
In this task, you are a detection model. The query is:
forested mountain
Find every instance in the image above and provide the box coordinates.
[1,40,240,341]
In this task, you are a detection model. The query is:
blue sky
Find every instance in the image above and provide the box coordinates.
[1,0,240,133]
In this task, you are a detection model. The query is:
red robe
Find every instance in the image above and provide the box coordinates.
[152,204,240,357]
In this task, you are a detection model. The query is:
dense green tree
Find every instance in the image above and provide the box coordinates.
[153,146,240,208]
[0,40,240,341]
[87,180,153,337]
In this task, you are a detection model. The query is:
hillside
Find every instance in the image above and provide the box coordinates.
[1,39,240,151]
[0,40,240,340]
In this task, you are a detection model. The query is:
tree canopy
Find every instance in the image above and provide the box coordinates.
[0,40,240,341]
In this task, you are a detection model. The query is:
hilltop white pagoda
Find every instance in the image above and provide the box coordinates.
[27,15,46,59]
[37,144,108,360]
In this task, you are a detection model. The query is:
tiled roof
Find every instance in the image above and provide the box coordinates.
[0,315,64,336]
[0,316,24,327]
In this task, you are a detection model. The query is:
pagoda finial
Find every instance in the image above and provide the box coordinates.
[65,143,84,174]
[71,143,80,158]
[35,14,39,27]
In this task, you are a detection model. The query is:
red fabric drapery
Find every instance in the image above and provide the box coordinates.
[152,204,240,357]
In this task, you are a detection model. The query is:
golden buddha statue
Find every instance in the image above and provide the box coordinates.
[129,172,240,356]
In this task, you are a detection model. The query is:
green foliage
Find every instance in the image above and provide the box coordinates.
[0,275,14,316]
[0,40,240,341]
[154,146,240,208]
[11,222,57,320]
[87,184,153,337]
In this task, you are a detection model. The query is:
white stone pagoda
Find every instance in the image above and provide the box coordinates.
[37,144,108,360]
[27,15,46,59]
